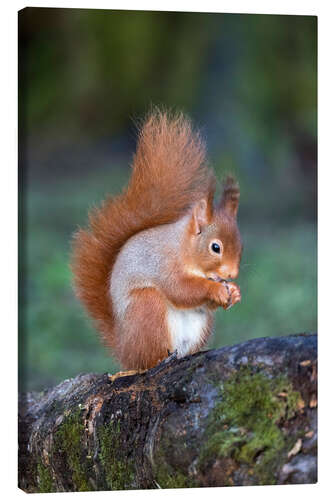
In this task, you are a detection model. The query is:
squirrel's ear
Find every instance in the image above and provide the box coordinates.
[191,198,210,235]
[219,176,240,218]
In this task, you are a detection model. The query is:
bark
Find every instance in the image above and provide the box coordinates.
[18,333,317,492]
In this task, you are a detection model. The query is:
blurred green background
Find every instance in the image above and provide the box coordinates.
[18,9,317,393]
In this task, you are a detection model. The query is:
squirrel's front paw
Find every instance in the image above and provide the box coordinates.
[224,282,241,310]
[208,281,241,310]
[208,282,232,309]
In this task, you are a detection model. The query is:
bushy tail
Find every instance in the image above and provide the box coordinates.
[71,109,215,348]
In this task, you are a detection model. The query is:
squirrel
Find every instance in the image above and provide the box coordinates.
[71,109,242,371]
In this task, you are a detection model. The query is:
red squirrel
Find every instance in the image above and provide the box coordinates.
[71,110,242,370]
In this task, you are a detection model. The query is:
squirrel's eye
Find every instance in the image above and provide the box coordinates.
[211,242,220,254]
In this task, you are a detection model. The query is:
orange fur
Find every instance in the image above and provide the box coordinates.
[71,110,215,350]
[113,288,170,370]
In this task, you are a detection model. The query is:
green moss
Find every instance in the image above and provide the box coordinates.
[37,462,54,493]
[152,427,196,489]
[99,420,135,490]
[54,409,91,491]
[200,366,302,485]
[154,464,195,489]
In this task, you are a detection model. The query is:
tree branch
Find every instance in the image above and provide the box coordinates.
[18,333,317,492]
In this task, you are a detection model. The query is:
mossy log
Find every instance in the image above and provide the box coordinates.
[18,334,317,492]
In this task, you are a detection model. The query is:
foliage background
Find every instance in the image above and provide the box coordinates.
[19,8,317,392]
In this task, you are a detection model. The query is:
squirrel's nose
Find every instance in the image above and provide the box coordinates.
[228,270,239,280]
[220,265,238,280]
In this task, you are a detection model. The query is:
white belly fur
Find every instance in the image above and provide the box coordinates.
[167,306,207,357]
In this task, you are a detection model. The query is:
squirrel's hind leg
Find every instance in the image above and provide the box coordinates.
[114,287,171,370]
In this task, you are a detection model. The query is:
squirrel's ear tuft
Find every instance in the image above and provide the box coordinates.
[191,198,211,235]
[219,176,240,218]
